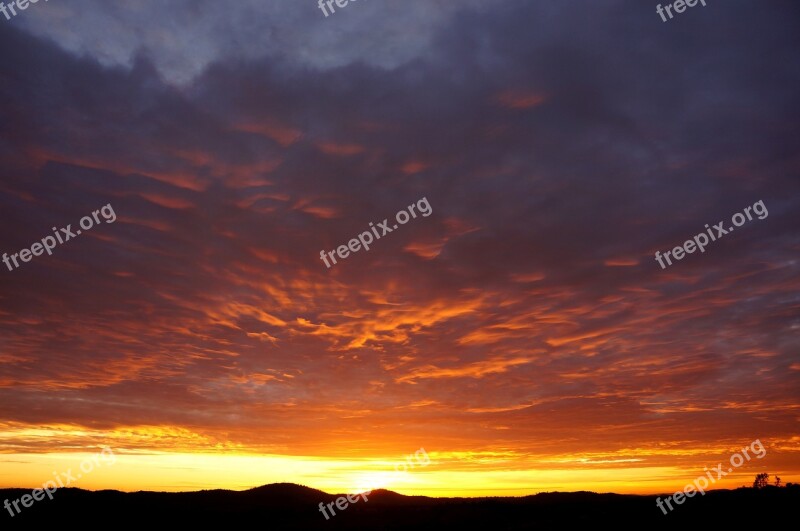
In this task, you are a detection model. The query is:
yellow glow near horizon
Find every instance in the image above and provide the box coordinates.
[351,471,397,493]
[1,451,791,497]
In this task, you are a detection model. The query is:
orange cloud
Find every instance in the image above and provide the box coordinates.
[495,90,547,109]
[604,258,640,267]
[316,141,366,156]
[396,356,535,383]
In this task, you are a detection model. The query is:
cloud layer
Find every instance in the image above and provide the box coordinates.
[0,0,798,491]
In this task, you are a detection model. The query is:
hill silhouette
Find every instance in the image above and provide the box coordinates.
[1,482,797,529]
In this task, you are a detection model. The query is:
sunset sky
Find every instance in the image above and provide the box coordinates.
[0,0,798,497]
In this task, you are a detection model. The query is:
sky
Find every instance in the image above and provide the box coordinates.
[0,0,798,497]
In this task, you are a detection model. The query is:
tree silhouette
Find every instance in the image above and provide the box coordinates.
[753,473,770,489]
[774,476,781,487]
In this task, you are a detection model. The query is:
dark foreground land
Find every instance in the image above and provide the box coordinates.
[1,483,797,529]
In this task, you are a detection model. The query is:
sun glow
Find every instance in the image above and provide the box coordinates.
[350,471,397,493]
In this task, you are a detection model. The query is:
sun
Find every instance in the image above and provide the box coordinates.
[350,471,397,493]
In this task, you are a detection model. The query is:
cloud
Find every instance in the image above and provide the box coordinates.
[0,1,798,482]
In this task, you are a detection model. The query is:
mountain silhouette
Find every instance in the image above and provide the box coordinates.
[1,482,797,529]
